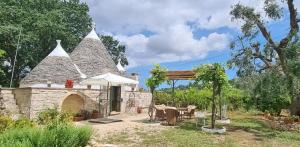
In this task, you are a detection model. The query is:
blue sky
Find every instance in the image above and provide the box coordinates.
[83,0,300,89]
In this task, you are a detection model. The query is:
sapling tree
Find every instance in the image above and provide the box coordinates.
[146,64,167,121]
[194,63,228,129]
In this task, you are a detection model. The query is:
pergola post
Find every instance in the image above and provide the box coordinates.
[172,80,175,106]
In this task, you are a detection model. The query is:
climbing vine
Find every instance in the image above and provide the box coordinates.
[194,63,228,128]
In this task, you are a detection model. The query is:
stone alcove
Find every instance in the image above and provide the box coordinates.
[61,94,84,114]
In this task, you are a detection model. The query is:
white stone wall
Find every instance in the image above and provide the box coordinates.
[121,91,152,113]
[0,87,152,119]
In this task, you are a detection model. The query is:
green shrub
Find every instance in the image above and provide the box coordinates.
[0,115,14,133]
[14,117,35,128]
[254,71,291,115]
[37,108,72,125]
[156,87,211,109]
[0,123,92,147]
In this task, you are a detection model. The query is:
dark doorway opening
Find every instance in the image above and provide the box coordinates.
[110,86,121,112]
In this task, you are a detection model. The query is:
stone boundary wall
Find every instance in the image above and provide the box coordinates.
[0,88,19,117]
[0,87,152,119]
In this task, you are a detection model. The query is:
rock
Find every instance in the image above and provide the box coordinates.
[100,144,118,147]
[280,109,290,117]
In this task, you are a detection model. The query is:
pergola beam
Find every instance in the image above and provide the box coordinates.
[166,70,196,80]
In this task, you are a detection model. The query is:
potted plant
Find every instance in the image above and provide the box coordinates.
[73,112,83,121]
[137,106,143,114]
[65,80,73,88]
[91,110,100,119]
[80,110,91,120]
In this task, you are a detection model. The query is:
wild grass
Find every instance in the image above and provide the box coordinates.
[102,111,300,147]
[0,123,92,147]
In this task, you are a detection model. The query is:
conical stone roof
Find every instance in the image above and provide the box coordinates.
[117,59,126,73]
[70,27,119,78]
[20,40,83,87]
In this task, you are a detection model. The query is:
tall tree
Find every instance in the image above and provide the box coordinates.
[100,35,129,66]
[194,63,228,129]
[146,64,167,121]
[229,0,300,115]
[0,0,92,87]
[228,0,299,76]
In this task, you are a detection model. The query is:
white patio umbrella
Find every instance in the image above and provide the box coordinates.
[80,72,139,116]
[81,72,138,85]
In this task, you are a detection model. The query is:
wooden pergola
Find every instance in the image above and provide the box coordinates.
[165,70,196,105]
[166,70,196,80]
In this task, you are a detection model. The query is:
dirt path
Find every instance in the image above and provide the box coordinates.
[77,113,166,147]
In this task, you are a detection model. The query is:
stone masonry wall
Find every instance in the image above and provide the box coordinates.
[0,89,20,117]
[0,87,152,119]
[14,88,32,117]
[121,91,152,113]
[29,88,107,119]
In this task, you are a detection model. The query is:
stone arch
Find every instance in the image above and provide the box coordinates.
[61,94,84,114]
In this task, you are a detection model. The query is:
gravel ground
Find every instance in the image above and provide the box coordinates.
[76,113,166,147]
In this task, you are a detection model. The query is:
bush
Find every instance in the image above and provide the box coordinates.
[14,117,35,128]
[0,115,14,133]
[156,87,211,109]
[254,71,291,115]
[0,123,92,147]
[37,108,72,125]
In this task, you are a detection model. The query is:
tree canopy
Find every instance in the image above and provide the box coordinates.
[228,0,299,76]
[0,0,129,87]
[100,35,129,66]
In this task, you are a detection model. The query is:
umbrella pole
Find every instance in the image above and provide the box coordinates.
[106,82,109,117]
[99,86,101,117]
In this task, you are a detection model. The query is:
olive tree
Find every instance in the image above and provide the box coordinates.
[146,64,167,121]
[194,63,228,128]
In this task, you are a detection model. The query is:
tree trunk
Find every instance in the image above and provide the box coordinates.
[217,86,222,120]
[211,82,217,129]
[148,88,155,121]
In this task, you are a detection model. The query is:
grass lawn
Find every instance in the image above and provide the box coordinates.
[101,111,300,147]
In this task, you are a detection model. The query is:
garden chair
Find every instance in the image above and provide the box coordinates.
[184,105,196,119]
[165,107,179,125]
[195,111,206,127]
[155,104,166,120]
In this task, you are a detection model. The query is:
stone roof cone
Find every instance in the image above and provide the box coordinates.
[70,23,119,77]
[20,40,84,87]
[117,59,126,73]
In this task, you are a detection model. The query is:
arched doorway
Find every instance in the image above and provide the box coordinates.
[61,94,84,114]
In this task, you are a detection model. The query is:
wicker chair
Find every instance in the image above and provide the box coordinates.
[155,105,166,120]
[184,105,196,119]
[165,107,179,125]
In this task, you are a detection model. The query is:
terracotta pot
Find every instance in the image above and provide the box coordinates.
[91,112,100,119]
[73,116,83,122]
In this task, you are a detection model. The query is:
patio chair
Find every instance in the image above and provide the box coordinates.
[165,107,179,125]
[184,105,196,119]
[155,104,166,120]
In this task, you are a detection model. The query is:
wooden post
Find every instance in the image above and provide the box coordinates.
[172,80,175,106]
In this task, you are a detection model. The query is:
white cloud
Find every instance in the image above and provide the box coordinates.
[82,0,274,67]
[116,25,230,68]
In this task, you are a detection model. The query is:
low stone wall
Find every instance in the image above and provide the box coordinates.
[121,91,152,112]
[0,88,20,117]
[0,87,152,119]
[28,88,106,119]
